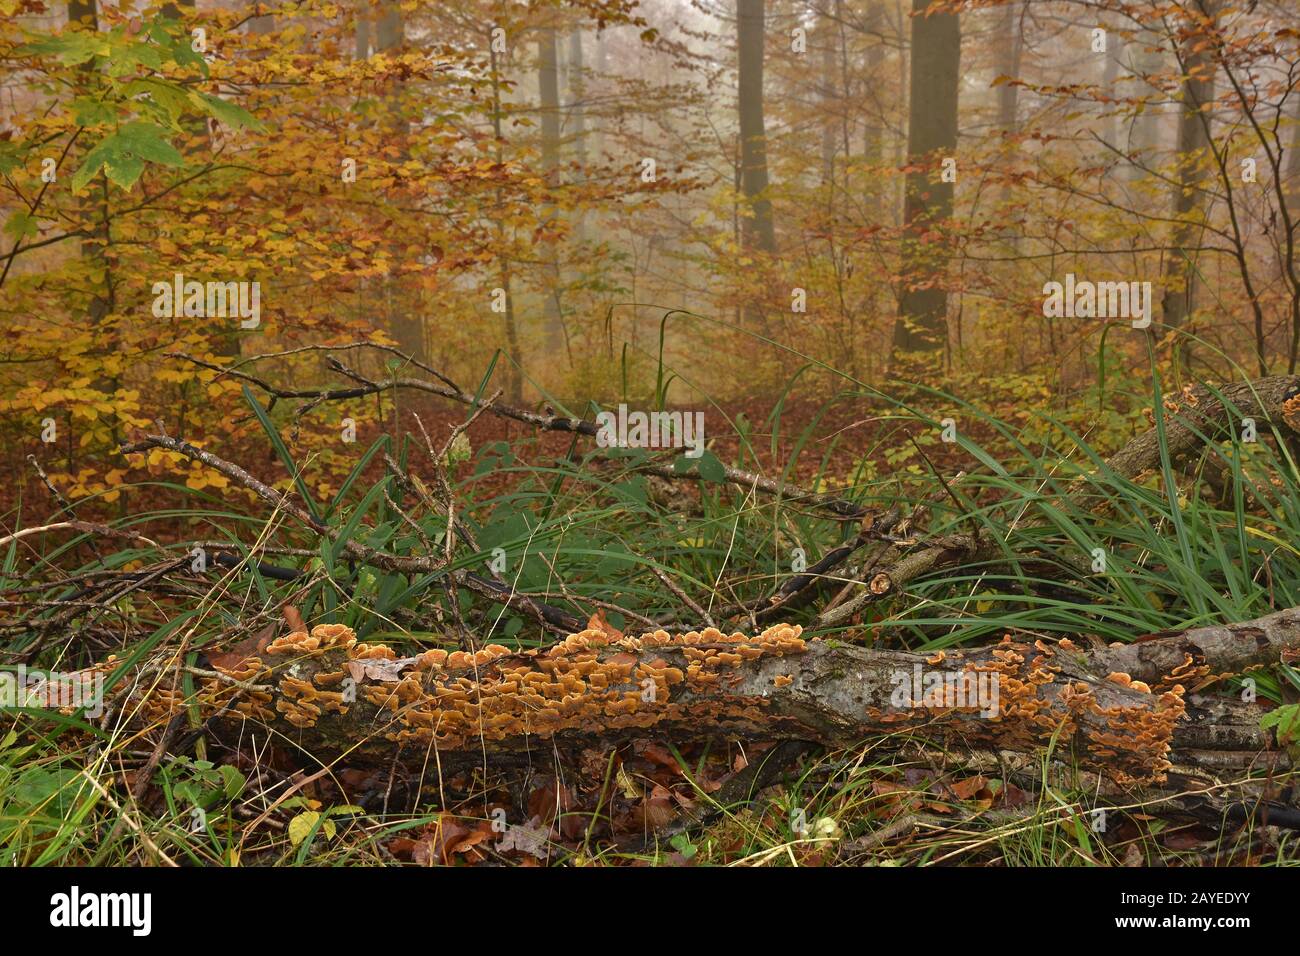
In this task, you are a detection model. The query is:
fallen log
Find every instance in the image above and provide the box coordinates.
[1103,375,1300,482]
[103,607,1300,787]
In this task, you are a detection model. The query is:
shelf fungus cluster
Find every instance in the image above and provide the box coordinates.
[190,621,812,753]
[109,619,1198,783]
[72,614,1217,783]
[975,637,1187,784]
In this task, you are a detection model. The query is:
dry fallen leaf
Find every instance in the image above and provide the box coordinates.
[345,655,422,683]
[586,609,624,641]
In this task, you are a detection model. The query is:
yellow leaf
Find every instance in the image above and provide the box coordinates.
[288,810,335,847]
[288,811,319,847]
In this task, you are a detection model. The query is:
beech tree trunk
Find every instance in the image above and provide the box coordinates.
[1160,0,1220,340]
[538,26,565,353]
[357,2,427,364]
[995,1,1022,134]
[568,29,588,245]
[892,0,960,360]
[737,0,776,254]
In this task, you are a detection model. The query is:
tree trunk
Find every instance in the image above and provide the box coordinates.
[863,3,885,213]
[1125,27,1165,184]
[538,26,565,354]
[490,39,524,403]
[820,12,836,186]
[66,0,113,329]
[891,0,960,361]
[737,0,776,254]
[354,0,370,58]
[995,1,1022,134]
[1101,22,1124,155]
[1160,0,1219,342]
[247,0,273,35]
[568,29,588,245]
[369,2,427,363]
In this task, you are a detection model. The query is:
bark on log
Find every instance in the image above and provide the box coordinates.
[1102,375,1300,482]
[109,608,1300,787]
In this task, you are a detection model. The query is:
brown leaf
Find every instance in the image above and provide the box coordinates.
[206,622,276,672]
[586,609,624,641]
[344,655,422,683]
[283,606,305,632]
[636,784,676,832]
[947,775,987,801]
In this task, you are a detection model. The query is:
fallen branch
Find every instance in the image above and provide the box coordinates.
[1104,375,1300,482]
[169,347,872,519]
[101,606,1300,788]
[118,433,586,635]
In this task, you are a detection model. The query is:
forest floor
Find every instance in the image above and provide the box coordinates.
[3,376,1296,867]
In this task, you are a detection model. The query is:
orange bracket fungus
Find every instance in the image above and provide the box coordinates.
[107,607,1300,786]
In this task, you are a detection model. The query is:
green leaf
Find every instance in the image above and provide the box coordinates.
[116,121,184,166]
[3,210,38,241]
[113,37,163,73]
[218,764,246,799]
[123,79,191,126]
[16,32,103,66]
[0,143,24,176]
[72,96,117,127]
[696,450,726,483]
[191,91,265,132]
[101,152,144,190]
[70,121,182,192]
[12,767,86,816]
[1261,703,1300,744]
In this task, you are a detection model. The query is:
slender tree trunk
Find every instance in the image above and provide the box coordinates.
[820,12,837,186]
[354,0,370,58]
[490,41,524,403]
[375,1,401,52]
[995,0,1022,254]
[1279,91,1300,298]
[247,0,273,35]
[1101,22,1124,155]
[1125,28,1165,183]
[568,28,588,213]
[891,0,960,361]
[538,26,566,355]
[66,0,111,327]
[568,30,587,171]
[737,0,776,254]
[1160,0,1219,343]
[1286,94,1300,202]
[863,3,885,213]
[367,3,427,363]
[995,1,1022,134]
